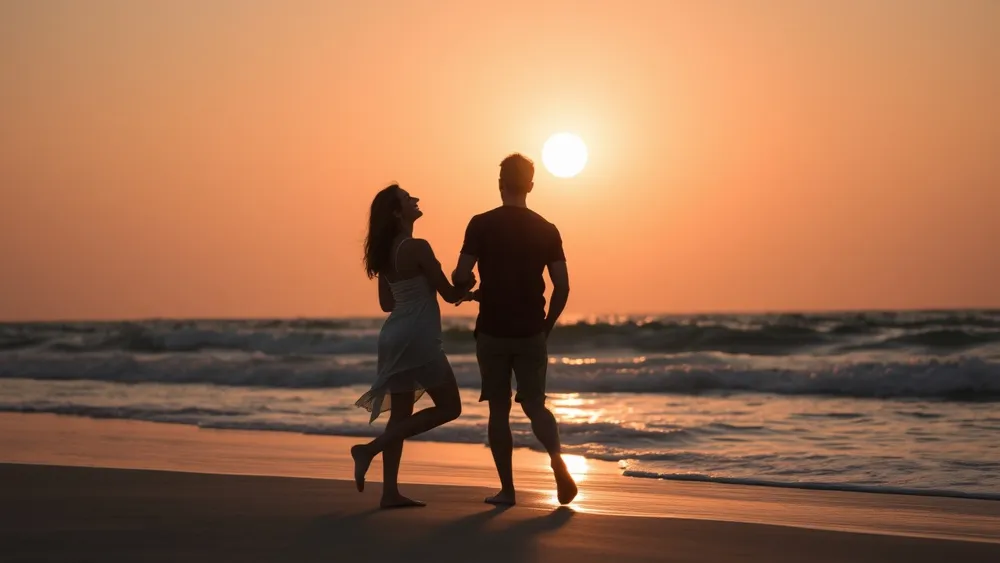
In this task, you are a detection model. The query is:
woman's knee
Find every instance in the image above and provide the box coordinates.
[441,397,462,421]
[426,379,462,421]
[432,389,462,421]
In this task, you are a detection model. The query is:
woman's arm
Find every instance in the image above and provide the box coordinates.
[411,239,475,303]
[378,274,395,312]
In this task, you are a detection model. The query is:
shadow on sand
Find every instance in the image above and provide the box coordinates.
[299,504,574,563]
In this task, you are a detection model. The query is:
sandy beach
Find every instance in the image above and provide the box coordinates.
[2,413,999,562]
[3,462,999,563]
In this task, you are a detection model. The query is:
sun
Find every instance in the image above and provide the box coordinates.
[542,133,588,178]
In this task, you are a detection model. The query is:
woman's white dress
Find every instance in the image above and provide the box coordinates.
[355,239,451,423]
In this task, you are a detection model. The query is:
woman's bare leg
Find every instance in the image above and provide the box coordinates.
[379,392,425,508]
[352,365,462,494]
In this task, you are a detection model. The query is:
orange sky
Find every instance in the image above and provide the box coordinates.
[2,1,998,321]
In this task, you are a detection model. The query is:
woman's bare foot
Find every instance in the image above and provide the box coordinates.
[351,445,374,492]
[484,490,517,506]
[552,458,578,505]
[380,493,426,509]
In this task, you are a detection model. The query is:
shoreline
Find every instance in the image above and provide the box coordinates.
[2,412,999,545]
[3,405,998,503]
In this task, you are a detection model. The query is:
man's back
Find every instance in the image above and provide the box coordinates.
[461,206,564,338]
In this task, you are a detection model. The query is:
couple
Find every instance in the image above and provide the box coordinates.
[351,153,577,509]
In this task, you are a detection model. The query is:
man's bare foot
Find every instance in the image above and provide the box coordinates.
[350,445,373,492]
[380,493,426,509]
[552,458,578,505]
[484,490,517,506]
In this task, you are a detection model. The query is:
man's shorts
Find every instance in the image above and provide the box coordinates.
[475,331,548,403]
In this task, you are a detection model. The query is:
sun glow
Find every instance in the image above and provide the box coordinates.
[560,454,590,481]
[545,454,590,506]
[542,133,588,178]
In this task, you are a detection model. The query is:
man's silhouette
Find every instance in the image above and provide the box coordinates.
[453,153,577,506]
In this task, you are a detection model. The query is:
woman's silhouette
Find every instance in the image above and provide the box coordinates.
[351,184,475,508]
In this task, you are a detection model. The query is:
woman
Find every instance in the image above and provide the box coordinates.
[352,183,476,509]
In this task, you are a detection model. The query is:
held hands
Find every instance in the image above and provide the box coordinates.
[455,288,480,306]
[452,269,477,306]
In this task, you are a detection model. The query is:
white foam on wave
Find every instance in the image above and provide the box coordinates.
[2,351,998,400]
[5,311,1000,357]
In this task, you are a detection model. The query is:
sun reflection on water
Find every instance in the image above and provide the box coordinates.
[558,357,598,366]
[550,394,604,424]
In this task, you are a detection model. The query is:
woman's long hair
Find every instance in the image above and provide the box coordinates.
[363,184,403,279]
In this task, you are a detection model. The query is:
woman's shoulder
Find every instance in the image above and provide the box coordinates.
[395,238,437,270]
[399,237,433,254]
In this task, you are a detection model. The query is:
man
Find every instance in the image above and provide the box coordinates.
[452,153,577,506]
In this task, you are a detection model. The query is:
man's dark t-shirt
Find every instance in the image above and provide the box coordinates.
[460,206,565,338]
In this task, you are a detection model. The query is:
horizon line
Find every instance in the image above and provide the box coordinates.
[3,306,999,324]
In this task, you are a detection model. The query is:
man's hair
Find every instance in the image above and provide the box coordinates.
[499,153,534,195]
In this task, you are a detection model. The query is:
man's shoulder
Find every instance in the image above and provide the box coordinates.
[465,207,505,231]
[472,206,505,220]
[464,208,492,227]
[477,206,557,226]
[524,209,559,234]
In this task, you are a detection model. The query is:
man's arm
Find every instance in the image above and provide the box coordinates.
[453,217,479,288]
[452,253,477,287]
[544,260,569,335]
[412,239,475,303]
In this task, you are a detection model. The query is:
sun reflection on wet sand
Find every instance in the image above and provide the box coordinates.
[547,490,586,507]
[540,454,590,507]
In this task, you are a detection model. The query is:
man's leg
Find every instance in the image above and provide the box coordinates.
[487,398,515,502]
[519,398,561,458]
[477,334,517,505]
[514,333,578,505]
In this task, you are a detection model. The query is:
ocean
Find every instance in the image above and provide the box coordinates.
[2,311,999,499]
